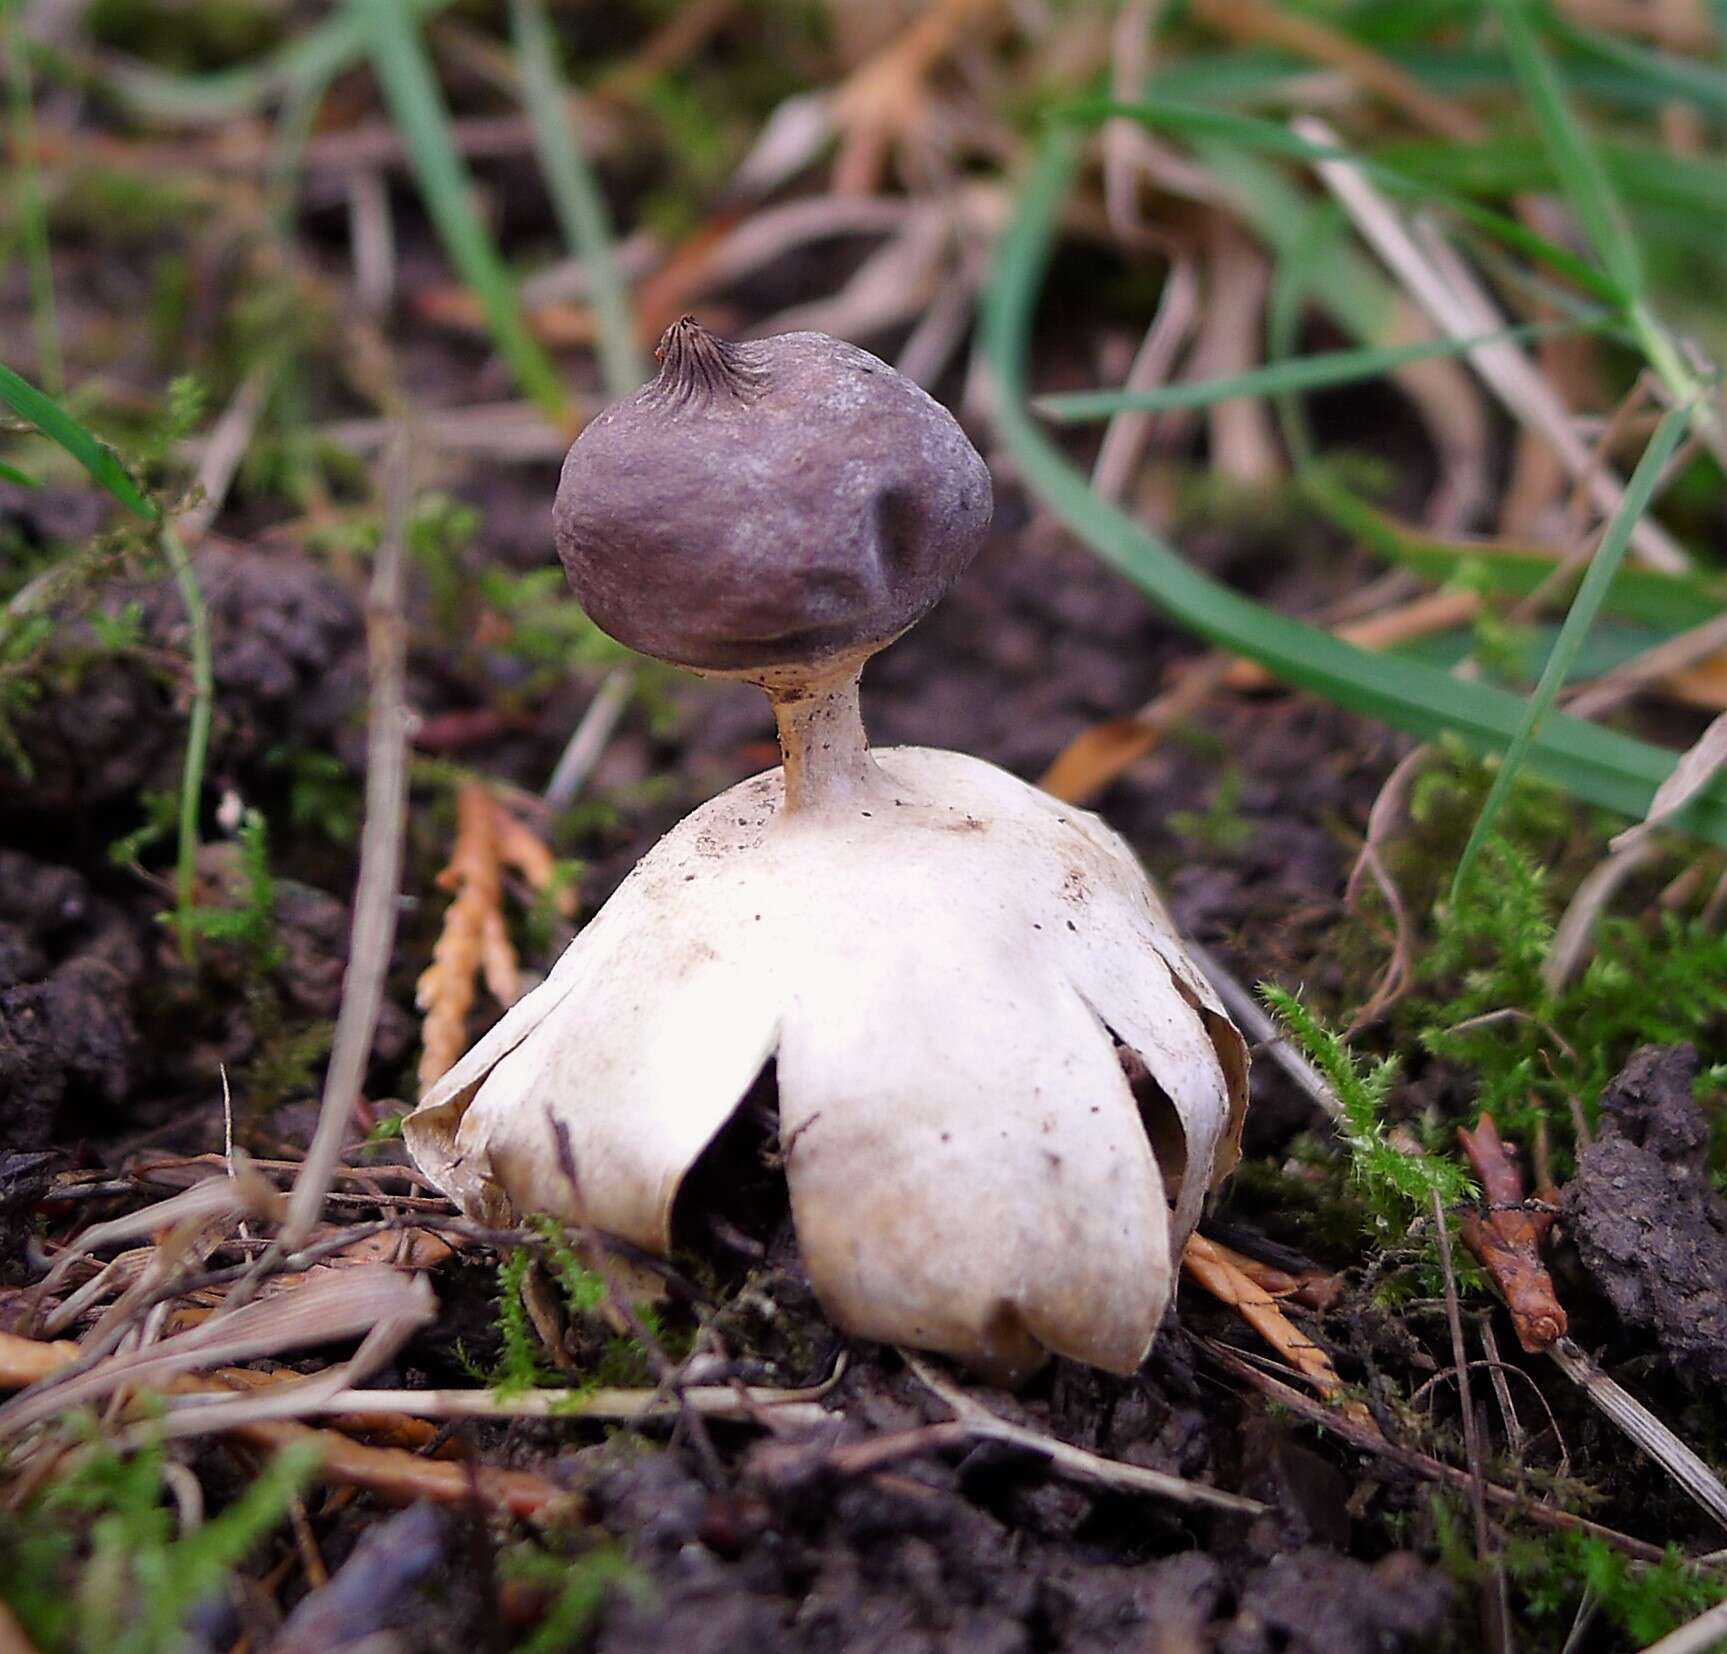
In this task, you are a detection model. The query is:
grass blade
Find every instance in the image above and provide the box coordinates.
[1062,95,1628,307]
[0,361,155,518]
[354,0,570,424]
[508,0,644,398]
[1550,16,1727,119]
[0,460,37,488]
[98,0,457,124]
[1490,0,1642,300]
[1035,317,1607,422]
[981,134,1727,845]
[1449,401,1692,901]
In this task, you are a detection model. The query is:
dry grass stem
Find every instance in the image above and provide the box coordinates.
[311,1383,832,1427]
[1432,1188,1509,1650]
[1640,1596,1727,1654]
[1543,836,1660,993]
[544,667,632,810]
[280,439,414,1254]
[1295,115,1689,572]
[902,1353,1268,1516]
[1181,1233,1355,1411]
[0,1268,433,1436]
[1547,1339,1727,1533]
[1184,938,1346,1122]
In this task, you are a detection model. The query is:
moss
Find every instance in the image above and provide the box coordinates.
[0,1419,315,1654]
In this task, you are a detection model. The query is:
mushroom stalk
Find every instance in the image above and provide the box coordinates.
[765,663,880,814]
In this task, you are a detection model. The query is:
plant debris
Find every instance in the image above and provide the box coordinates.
[1561,1045,1727,1396]
[1456,1112,1568,1354]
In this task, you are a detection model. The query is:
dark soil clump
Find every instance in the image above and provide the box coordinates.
[1562,1043,1727,1395]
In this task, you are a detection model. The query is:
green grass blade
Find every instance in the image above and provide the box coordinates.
[981,134,1727,846]
[1059,96,1627,306]
[354,0,570,423]
[1490,0,1643,300]
[1304,479,1727,633]
[1035,317,1607,422]
[508,0,644,398]
[0,459,37,487]
[97,0,457,123]
[0,361,155,518]
[1449,401,1692,900]
[1550,16,1727,118]
[160,524,214,961]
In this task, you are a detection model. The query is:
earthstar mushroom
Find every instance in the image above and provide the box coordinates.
[405,320,1248,1383]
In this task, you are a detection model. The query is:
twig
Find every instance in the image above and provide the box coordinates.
[544,667,632,811]
[1434,1188,1510,1652]
[280,438,413,1253]
[900,1352,1267,1516]
[308,1382,832,1427]
[160,522,212,964]
[1184,939,1345,1121]
[1455,1114,1567,1352]
[1198,1337,1685,1565]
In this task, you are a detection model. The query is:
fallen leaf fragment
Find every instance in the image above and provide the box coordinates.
[1455,1112,1567,1354]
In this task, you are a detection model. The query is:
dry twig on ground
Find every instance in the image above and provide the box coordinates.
[1455,1114,1568,1354]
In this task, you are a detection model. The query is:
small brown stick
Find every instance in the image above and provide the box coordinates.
[901,1353,1267,1516]
[1434,1189,1510,1652]
[1454,1115,1567,1353]
[1196,1235,1345,1313]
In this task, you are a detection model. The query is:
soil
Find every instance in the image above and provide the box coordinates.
[1562,1044,1727,1396]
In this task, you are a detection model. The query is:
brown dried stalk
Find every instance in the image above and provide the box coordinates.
[0,1329,564,1516]
[417,785,576,1090]
[1181,1233,1361,1416]
[1455,1113,1568,1354]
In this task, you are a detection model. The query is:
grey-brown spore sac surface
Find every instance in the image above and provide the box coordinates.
[553,318,992,674]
